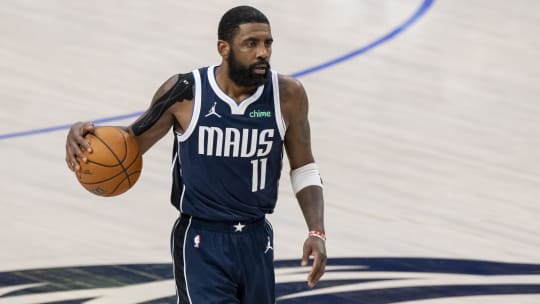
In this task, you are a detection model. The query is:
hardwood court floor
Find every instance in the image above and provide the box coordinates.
[0,0,539,303]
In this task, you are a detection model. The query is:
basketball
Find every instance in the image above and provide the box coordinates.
[75,126,143,197]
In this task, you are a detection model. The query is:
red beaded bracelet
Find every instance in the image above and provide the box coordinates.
[309,230,326,242]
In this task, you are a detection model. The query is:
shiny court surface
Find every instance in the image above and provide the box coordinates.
[1,0,540,303]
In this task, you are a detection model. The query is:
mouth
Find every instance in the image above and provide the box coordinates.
[252,64,269,75]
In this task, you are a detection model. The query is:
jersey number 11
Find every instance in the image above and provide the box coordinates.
[251,158,268,192]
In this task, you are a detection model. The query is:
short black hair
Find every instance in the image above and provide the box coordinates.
[218,6,270,42]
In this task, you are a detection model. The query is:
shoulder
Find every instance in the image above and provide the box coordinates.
[278,74,306,101]
[277,74,308,122]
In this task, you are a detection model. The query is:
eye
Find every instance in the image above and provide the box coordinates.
[265,40,273,48]
[245,40,257,48]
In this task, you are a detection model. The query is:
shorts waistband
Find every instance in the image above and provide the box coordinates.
[181,213,266,233]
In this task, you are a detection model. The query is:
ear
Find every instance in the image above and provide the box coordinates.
[217,40,230,59]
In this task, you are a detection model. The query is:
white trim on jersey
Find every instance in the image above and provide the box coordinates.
[171,151,180,210]
[170,217,181,304]
[174,143,186,213]
[171,152,177,175]
[207,65,265,115]
[272,71,286,140]
[177,69,202,142]
[179,184,186,213]
[265,218,274,231]
[183,217,194,304]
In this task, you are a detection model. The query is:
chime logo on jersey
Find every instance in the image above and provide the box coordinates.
[249,109,272,118]
[198,126,274,158]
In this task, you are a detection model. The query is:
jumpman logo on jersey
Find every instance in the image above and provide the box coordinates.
[205,102,222,118]
[265,236,273,254]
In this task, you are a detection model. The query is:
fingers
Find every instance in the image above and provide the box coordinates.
[65,153,74,172]
[80,122,95,153]
[301,237,327,288]
[307,251,327,288]
[66,141,86,172]
[83,121,95,137]
[65,121,95,172]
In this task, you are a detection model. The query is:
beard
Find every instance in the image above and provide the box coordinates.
[227,50,270,87]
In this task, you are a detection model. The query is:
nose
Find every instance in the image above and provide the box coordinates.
[256,44,269,60]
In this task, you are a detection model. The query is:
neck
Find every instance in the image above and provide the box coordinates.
[215,65,258,103]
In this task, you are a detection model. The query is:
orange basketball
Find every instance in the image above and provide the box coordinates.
[76,126,143,197]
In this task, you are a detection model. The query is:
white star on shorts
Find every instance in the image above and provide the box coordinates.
[233,222,246,232]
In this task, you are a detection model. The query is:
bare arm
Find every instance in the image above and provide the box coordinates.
[65,74,186,171]
[281,75,327,288]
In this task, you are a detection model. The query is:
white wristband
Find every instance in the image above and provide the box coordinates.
[290,163,323,195]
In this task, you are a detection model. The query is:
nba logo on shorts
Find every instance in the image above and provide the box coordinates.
[193,235,201,248]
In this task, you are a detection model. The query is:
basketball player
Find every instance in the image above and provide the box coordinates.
[65,6,326,303]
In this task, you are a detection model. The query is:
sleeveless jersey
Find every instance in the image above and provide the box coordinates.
[170,65,286,221]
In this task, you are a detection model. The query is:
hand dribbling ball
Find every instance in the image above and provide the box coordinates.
[76,126,142,197]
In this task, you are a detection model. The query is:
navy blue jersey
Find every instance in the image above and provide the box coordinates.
[171,65,286,221]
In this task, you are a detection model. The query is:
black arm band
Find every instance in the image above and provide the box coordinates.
[132,72,194,136]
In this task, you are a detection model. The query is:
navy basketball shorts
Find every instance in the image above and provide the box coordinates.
[171,213,275,304]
